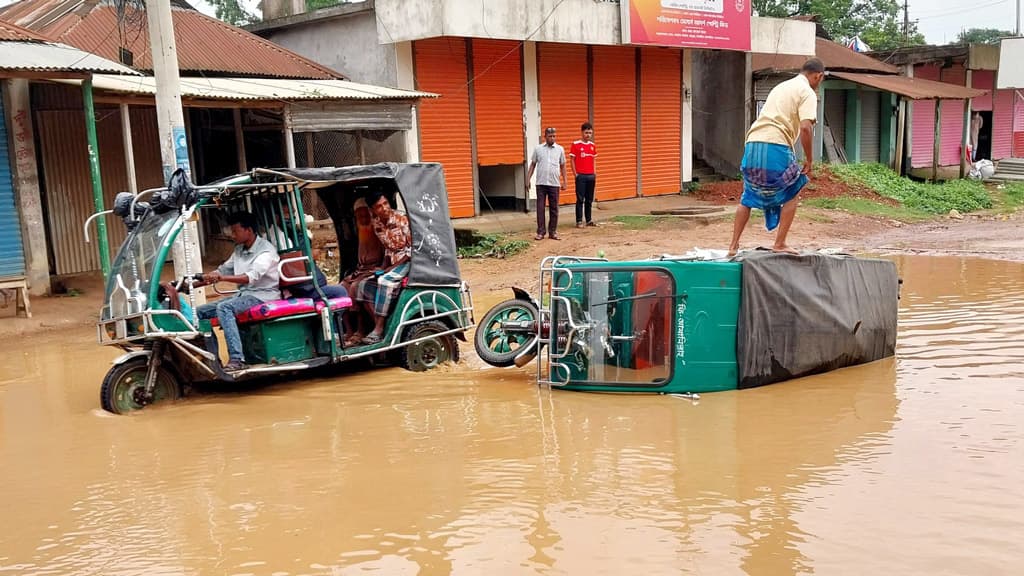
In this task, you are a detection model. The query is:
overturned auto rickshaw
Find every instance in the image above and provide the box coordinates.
[475,252,899,393]
[91,163,474,414]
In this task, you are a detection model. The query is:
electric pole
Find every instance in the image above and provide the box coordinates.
[145,0,205,304]
[904,0,910,45]
[1016,0,1021,37]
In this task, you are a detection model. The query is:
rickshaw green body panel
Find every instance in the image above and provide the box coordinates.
[548,260,742,394]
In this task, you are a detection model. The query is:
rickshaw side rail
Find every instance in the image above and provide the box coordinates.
[97,309,199,346]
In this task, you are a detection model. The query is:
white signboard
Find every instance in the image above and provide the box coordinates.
[997,38,1024,89]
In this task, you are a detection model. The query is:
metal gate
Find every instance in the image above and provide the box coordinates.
[0,91,26,278]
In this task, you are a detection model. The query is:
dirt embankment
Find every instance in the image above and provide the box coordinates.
[693,166,897,205]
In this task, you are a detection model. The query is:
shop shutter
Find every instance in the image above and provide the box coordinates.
[940,99,965,166]
[754,75,787,104]
[472,39,523,166]
[538,43,588,204]
[1015,94,1024,157]
[860,91,881,164]
[0,93,25,278]
[910,65,940,168]
[824,89,847,155]
[415,37,475,218]
[592,45,638,200]
[640,48,681,196]
[992,89,1014,160]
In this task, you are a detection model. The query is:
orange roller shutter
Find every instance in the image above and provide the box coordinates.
[472,39,524,165]
[538,43,588,205]
[640,48,681,196]
[415,37,475,218]
[593,45,638,200]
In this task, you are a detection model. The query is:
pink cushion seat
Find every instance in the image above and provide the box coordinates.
[210,296,353,326]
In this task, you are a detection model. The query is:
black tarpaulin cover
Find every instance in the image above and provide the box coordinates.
[736,252,899,389]
[276,163,462,287]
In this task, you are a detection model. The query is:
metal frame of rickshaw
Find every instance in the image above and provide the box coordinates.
[91,168,475,382]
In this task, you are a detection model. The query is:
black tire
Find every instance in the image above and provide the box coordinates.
[100,356,181,414]
[398,320,460,372]
[474,299,540,368]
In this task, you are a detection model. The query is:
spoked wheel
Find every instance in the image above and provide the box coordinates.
[100,357,181,414]
[474,299,540,368]
[399,320,460,372]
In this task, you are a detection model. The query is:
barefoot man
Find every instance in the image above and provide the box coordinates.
[728,58,825,257]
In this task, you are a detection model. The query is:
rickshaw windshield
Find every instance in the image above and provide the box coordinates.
[102,209,180,320]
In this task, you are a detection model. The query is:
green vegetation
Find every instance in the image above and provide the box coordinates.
[752,1,925,51]
[456,233,531,259]
[611,215,671,230]
[991,182,1024,211]
[803,197,930,222]
[829,164,993,214]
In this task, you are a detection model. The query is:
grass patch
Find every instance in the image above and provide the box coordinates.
[803,212,835,224]
[611,215,672,230]
[829,163,992,214]
[803,197,931,221]
[456,232,531,259]
[992,182,1024,211]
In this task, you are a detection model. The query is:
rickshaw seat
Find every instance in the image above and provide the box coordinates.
[209,296,353,327]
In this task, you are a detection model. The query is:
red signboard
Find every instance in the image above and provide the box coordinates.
[622,0,751,51]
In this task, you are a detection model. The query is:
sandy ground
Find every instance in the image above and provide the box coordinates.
[2,197,1020,337]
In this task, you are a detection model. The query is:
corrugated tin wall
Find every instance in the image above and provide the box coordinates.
[640,48,681,196]
[0,86,26,278]
[414,37,475,218]
[36,107,162,275]
[592,45,638,200]
[538,43,588,205]
[992,88,1014,161]
[471,39,524,166]
[971,71,994,111]
[824,89,847,155]
[1015,93,1024,157]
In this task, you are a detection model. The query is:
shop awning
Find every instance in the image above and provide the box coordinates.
[829,72,989,100]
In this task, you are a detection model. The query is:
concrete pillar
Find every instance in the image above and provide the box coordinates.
[904,65,914,166]
[4,79,50,295]
[395,41,421,163]
[845,88,862,163]
[522,40,540,205]
[814,85,825,161]
[961,69,973,178]
[681,48,693,185]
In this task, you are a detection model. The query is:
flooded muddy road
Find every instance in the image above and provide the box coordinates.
[2,256,1023,575]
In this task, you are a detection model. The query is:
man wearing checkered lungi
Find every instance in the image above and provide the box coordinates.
[356,190,412,345]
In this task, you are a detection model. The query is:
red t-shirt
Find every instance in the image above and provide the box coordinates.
[570,140,597,175]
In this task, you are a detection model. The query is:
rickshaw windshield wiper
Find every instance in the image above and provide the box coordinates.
[590,291,679,308]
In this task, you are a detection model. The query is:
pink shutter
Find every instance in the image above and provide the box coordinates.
[992,89,1014,160]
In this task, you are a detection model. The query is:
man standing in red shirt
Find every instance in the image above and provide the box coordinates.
[570,122,597,228]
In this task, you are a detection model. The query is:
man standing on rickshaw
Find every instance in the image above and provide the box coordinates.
[356,191,412,345]
[194,211,281,371]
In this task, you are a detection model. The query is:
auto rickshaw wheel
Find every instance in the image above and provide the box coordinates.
[100,357,181,414]
[474,299,540,368]
[399,320,460,372]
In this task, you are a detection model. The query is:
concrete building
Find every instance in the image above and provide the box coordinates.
[252,0,815,218]
[872,43,1024,179]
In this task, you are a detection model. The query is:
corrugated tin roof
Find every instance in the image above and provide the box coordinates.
[830,72,990,100]
[0,0,342,79]
[63,74,435,102]
[0,39,140,74]
[753,37,898,74]
[0,17,47,40]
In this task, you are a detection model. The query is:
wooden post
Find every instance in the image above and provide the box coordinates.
[233,108,247,172]
[961,69,973,179]
[304,132,314,168]
[895,99,906,175]
[933,99,942,182]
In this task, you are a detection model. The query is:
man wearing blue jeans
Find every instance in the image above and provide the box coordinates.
[195,211,281,371]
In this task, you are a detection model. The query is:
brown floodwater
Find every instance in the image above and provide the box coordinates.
[1,256,1022,575]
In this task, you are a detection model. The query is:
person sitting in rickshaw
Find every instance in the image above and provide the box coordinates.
[356,191,412,345]
[341,197,385,347]
[195,211,281,371]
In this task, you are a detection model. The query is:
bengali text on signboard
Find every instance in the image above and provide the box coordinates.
[621,0,751,51]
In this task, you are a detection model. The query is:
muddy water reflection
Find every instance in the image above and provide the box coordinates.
[1,256,1022,575]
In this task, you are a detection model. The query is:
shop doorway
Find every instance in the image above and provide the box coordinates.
[974,111,993,161]
[478,165,526,213]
